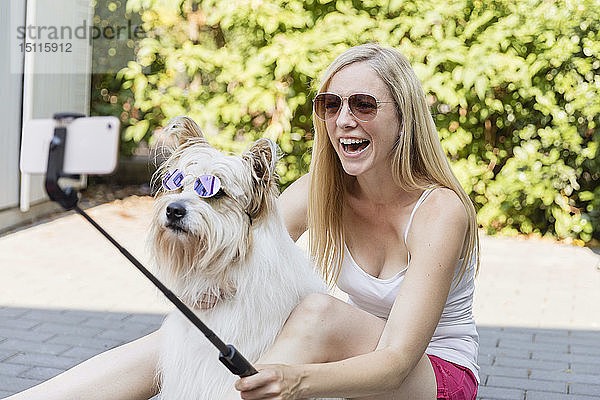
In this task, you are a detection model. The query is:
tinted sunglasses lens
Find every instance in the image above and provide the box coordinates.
[349,94,378,121]
[162,169,184,190]
[314,93,341,120]
[194,175,221,197]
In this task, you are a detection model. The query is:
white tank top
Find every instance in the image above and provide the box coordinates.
[298,188,480,382]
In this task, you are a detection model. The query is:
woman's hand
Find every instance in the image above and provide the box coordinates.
[234,364,305,400]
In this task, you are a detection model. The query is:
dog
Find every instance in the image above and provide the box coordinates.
[148,116,335,399]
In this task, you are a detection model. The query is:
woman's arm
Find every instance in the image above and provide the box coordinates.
[5,329,161,400]
[278,173,310,241]
[236,188,469,399]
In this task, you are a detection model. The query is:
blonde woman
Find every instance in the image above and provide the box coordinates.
[5,43,479,400]
[227,43,480,399]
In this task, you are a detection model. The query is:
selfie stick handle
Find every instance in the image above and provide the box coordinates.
[45,114,257,378]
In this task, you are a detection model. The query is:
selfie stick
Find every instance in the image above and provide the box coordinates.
[44,113,258,378]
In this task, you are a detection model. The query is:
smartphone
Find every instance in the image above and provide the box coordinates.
[20,116,120,175]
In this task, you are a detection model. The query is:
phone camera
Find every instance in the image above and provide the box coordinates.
[107,123,113,130]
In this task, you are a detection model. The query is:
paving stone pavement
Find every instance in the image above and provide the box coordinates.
[1,196,599,399]
[0,307,164,398]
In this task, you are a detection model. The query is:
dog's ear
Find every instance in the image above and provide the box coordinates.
[163,116,209,147]
[242,138,279,217]
[243,138,278,185]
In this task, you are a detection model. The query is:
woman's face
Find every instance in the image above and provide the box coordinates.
[324,62,401,178]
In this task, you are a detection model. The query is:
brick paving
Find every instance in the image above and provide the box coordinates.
[1,196,599,399]
[0,307,164,397]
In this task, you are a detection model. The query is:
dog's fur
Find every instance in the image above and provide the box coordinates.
[149,116,334,399]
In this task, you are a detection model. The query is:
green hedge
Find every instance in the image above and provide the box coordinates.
[93,0,599,244]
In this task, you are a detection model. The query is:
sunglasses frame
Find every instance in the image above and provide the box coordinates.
[313,92,395,122]
[162,169,223,198]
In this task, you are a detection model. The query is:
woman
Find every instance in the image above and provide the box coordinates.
[224,43,480,400]
[6,43,479,400]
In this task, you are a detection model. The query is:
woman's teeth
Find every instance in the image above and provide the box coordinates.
[340,138,370,154]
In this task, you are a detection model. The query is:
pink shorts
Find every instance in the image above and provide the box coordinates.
[427,354,478,400]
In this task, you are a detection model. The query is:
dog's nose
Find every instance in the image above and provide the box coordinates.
[166,202,187,221]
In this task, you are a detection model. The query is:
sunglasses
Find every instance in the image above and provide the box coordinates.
[162,169,222,198]
[313,92,394,122]
[161,168,254,224]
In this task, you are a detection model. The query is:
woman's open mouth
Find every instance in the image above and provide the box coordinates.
[340,138,370,155]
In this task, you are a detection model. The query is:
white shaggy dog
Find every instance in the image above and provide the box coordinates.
[149,116,335,399]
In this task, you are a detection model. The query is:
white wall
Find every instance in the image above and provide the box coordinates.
[21,0,93,208]
[0,0,25,210]
[0,0,93,230]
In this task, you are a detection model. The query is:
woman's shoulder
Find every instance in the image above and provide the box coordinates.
[278,173,311,241]
[426,186,464,207]
[415,186,468,231]
[405,186,470,260]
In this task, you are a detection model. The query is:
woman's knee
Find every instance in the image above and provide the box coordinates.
[294,293,338,319]
[284,294,383,356]
[284,293,338,333]
[268,293,386,363]
[267,293,339,360]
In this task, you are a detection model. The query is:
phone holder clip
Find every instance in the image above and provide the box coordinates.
[44,113,85,210]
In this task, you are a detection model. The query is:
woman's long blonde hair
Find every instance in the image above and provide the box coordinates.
[308,43,479,288]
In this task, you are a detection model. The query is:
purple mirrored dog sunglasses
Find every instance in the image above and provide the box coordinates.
[161,169,253,224]
[162,169,222,198]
